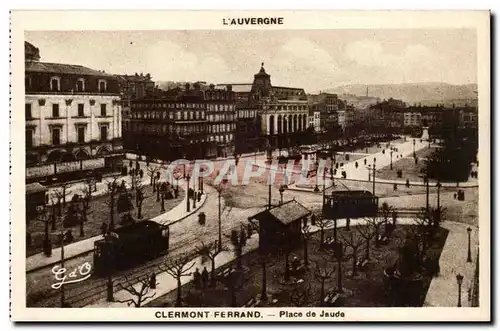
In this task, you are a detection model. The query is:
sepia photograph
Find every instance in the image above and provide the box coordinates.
[10,10,490,322]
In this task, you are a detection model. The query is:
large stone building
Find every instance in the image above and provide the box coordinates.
[25,41,123,184]
[127,83,236,160]
[224,64,310,152]
[117,73,156,150]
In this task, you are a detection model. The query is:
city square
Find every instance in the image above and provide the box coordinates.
[22,28,480,311]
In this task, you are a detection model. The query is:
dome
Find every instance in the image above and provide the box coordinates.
[25,41,40,62]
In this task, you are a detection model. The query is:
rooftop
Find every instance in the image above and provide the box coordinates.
[249,199,311,225]
[25,61,113,78]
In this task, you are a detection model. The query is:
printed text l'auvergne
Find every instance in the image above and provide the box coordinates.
[223,17,284,26]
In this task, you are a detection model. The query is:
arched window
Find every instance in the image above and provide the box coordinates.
[50,76,61,92]
[76,78,85,92]
[98,79,107,93]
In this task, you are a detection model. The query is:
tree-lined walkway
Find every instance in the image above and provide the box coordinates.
[85,217,477,308]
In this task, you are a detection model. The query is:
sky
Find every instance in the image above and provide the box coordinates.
[25,29,477,94]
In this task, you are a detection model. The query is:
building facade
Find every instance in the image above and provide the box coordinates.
[25,42,123,184]
[117,73,156,150]
[127,83,236,160]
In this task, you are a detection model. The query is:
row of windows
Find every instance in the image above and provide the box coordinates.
[237,110,257,118]
[207,114,235,122]
[132,110,206,121]
[208,123,235,133]
[133,123,205,135]
[207,104,234,112]
[26,103,109,119]
[267,105,307,111]
[26,76,108,93]
[132,103,206,110]
[208,134,233,143]
[26,125,108,148]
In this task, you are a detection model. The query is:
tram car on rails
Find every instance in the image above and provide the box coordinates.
[322,190,379,220]
[93,220,170,276]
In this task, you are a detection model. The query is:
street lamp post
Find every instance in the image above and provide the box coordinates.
[413,139,416,158]
[425,176,430,214]
[192,174,197,209]
[390,150,394,170]
[279,185,285,205]
[436,181,442,216]
[372,158,376,196]
[467,227,472,263]
[39,205,52,257]
[456,273,464,307]
[217,186,222,251]
[59,217,66,307]
[185,174,191,212]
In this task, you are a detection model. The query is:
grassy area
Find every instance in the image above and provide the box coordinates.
[26,185,185,257]
[148,224,448,308]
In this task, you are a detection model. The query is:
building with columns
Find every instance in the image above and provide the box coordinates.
[225,64,310,152]
[25,41,123,184]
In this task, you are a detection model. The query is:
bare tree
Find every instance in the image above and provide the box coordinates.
[301,224,313,267]
[314,214,331,251]
[314,259,335,306]
[103,175,121,230]
[340,229,365,277]
[357,218,378,260]
[226,228,246,270]
[408,208,435,260]
[146,165,162,192]
[160,253,196,307]
[370,215,386,248]
[196,240,226,287]
[78,179,95,237]
[116,274,156,307]
[134,178,146,220]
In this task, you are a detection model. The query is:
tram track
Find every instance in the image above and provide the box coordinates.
[28,218,248,308]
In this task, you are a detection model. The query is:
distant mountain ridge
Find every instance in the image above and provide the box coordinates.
[324,83,478,107]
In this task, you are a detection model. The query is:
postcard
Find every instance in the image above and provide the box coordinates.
[10,10,490,322]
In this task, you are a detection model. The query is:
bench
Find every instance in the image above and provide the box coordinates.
[377,235,389,245]
[289,264,306,277]
[243,297,261,307]
[216,267,233,280]
[356,258,368,269]
[323,292,341,307]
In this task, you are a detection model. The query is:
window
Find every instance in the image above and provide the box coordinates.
[50,77,60,91]
[25,103,32,119]
[76,78,85,92]
[26,129,33,148]
[52,127,61,145]
[100,125,108,141]
[100,104,107,116]
[77,126,85,143]
[78,104,84,117]
[52,104,60,118]
[98,80,107,93]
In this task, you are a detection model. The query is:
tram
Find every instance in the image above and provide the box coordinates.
[322,190,379,220]
[93,220,170,276]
